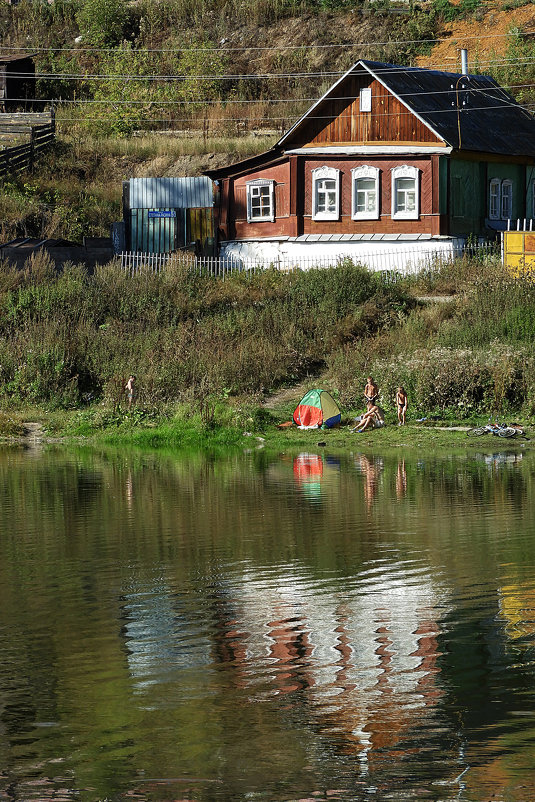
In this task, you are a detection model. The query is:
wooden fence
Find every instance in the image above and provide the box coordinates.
[120,241,500,278]
[0,111,55,179]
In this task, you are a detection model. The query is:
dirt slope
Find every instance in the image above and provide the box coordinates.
[417,1,535,73]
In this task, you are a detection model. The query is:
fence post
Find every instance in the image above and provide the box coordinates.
[29,126,35,172]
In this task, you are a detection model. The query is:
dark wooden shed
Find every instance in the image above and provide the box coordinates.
[0,53,36,112]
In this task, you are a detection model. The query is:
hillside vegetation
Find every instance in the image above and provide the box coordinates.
[1,0,535,242]
[1,252,535,434]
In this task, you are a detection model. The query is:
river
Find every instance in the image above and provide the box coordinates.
[0,443,534,801]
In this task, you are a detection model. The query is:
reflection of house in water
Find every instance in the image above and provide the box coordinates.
[226,565,448,770]
[499,579,535,645]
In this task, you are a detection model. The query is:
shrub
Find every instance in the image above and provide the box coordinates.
[76,0,129,46]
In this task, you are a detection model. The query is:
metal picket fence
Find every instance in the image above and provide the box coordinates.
[119,241,500,279]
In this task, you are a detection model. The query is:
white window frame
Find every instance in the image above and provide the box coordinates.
[391,165,419,220]
[489,178,501,220]
[312,165,340,221]
[246,179,275,223]
[360,87,372,112]
[351,165,379,220]
[501,179,513,221]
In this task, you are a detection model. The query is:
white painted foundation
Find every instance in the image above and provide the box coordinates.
[219,237,466,274]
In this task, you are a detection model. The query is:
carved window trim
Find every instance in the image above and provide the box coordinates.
[391,164,419,220]
[351,165,380,220]
[246,179,275,223]
[312,165,340,221]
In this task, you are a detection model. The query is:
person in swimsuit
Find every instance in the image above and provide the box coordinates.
[364,376,379,405]
[396,386,408,426]
[125,375,137,409]
[357,401,385,432]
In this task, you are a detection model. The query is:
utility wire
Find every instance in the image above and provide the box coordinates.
[7,84,535,106]
[20,100,535,123]
[10,53,535,83]
[8,81,535,108]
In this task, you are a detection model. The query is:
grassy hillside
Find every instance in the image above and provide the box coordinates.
[1,253,535,435]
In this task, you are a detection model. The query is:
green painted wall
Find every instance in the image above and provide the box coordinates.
[525,165,535,219]
[447,159,528,236]
[448,160,485,236]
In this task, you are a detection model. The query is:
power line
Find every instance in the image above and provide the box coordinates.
[9,53,535,83]
[9,74,535,110]
[10,82,535,106]
[32,99,535,123]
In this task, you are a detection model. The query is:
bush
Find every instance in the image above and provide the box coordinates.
[76,0,129,46]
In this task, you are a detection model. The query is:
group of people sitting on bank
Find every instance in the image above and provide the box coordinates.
[355,376,408,433]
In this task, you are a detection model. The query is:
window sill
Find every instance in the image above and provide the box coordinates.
[392,213,419,221]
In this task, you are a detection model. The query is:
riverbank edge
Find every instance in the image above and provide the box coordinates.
[1,407,532,454]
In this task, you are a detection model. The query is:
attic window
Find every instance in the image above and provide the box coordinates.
[360,87,372,112]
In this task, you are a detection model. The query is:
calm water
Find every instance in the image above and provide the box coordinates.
[1,443,535,801]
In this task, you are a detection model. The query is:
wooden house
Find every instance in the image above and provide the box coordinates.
[206,59,535,269]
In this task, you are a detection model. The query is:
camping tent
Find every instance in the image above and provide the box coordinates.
[293,389,341,429]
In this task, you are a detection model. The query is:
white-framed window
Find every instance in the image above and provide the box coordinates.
[352,165,379,220]
[312,166,340,221]
[489,178,513,221]
[360,87,372,112]
[501,179,513,220]
[391,165,419,220]
[246,179,275,223]
[489,178,501,220]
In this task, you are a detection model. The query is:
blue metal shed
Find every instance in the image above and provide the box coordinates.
[124,177,215,255]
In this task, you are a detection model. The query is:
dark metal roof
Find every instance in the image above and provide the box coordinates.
[360,60,535,156]
[0,53,37,64]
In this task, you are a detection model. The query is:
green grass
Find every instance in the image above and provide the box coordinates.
[2,403,532,457]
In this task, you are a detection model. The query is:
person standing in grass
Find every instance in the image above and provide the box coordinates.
[396,386,408,426]
[364,376,379,404]
[125,375,137,410]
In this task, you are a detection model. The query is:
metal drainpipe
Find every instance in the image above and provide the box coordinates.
[461,49,468,74]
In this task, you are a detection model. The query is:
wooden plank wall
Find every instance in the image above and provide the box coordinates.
[290,76,442,146]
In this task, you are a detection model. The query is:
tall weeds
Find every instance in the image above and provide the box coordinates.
[2,256,535,416]
[0,259,411,408]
